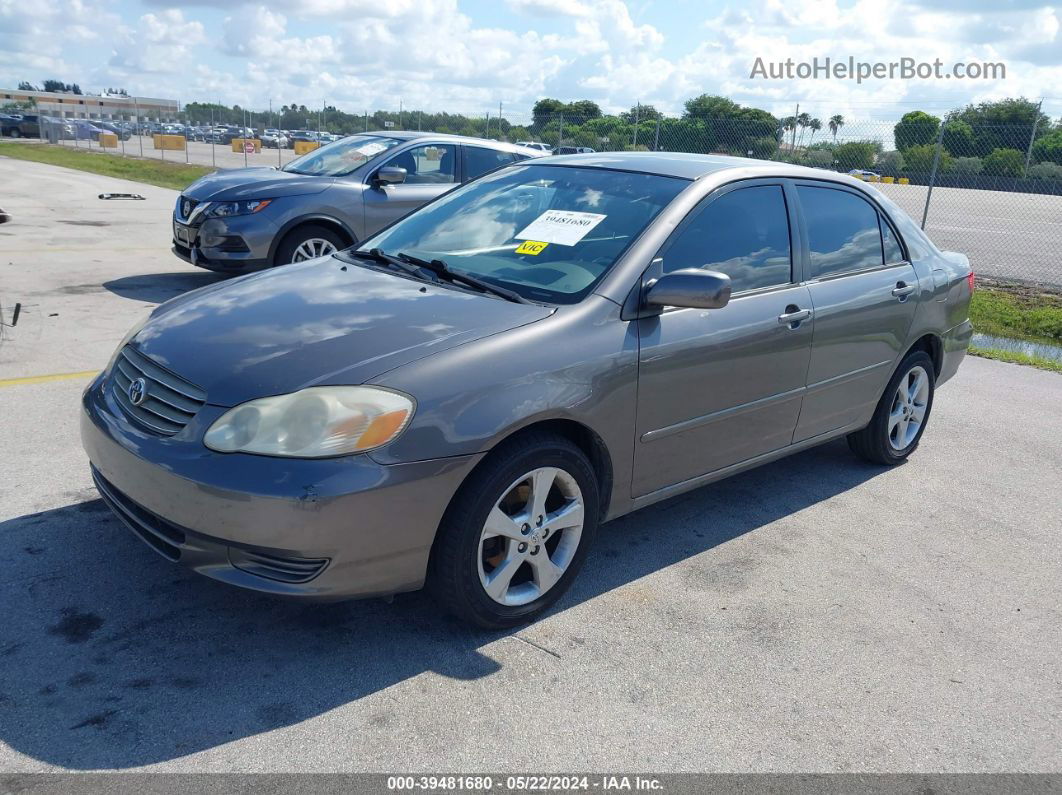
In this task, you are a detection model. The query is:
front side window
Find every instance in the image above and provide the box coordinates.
[799,185,884,279]
[384,144,457,185]
[358,165,687,304]
[661,185,792,293]
[281,134,402,177]
[466,146,517,181]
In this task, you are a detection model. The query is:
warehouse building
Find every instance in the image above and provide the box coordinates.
[0,88,179,122]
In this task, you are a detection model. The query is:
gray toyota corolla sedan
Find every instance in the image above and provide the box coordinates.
[83,152,974,628]
[171,132,544,272]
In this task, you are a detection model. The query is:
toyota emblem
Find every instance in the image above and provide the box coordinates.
[182,199,192,217]
[128,377,148,406]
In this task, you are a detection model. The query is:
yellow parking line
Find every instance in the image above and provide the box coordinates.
[0,370,99,387]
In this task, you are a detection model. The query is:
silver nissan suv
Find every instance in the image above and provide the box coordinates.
[171,132,545,272]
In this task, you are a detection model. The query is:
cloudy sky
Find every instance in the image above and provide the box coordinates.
[0,0,1058,123]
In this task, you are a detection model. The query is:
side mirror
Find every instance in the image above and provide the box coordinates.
[645,268,731,310]
[374,166,407,186]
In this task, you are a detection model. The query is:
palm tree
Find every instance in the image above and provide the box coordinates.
[807,118,822,147]
[795,112,811,148]
[829,114,845,142]
[780,116,796,149]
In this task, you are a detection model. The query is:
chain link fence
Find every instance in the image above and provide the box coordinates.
[5,99,1061,286]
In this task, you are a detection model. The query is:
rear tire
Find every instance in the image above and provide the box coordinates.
[847,350,935,465]
[273,224,347,266]
[429,432,600,629]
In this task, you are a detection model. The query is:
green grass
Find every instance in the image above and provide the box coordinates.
[969,345,1062,374]
[968,284,1062,374]
[969,284,1062,345]
[0,141,212,191]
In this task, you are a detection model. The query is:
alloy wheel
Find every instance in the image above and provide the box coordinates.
[291,238,337,262]
[477,466,585,606]
[888,364,930,451]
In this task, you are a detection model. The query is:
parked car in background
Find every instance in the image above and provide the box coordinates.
[516,141,553,152]
[171,132,547,271]
[91,152,974,627]
[1,113,21,136]
[289,130,319,145]
[70,120,106,141]
[260,129,291,149]
[849,169,881,180]
[555,146,596,155]
[94,121,131,141]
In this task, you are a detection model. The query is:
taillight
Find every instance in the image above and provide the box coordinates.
[967,271,976,292]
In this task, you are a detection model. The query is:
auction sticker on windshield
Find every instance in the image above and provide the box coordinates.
[515,240,549,256]
[515,210,606,246]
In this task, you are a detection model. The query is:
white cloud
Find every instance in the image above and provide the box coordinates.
[0,0,1057,124]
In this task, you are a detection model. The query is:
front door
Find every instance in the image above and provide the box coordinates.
[633,182,814,497]
[362,143,459,237]
[791,183,919,442]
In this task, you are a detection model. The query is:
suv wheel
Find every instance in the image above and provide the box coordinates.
[274,224,347,265]
[848,350,936,465]
[430,433,599,629]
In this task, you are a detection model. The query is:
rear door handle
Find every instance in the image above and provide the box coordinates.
[892,282,916,299]
[778,308,811,326]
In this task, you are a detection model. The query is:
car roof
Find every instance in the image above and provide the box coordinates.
[373,131,545,155]
[529,150,877,183]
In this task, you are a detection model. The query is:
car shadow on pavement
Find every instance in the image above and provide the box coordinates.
[0,438,885,769]
[102,272,229,304]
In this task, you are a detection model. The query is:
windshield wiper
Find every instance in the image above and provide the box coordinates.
[396,252,531,304]
[340,248,430,279]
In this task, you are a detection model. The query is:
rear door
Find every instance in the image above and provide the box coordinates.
[361,142,459,235]
[793,182,919,442]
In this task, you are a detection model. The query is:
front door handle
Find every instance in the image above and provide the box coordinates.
[892,282,916,299]
[778,307,812,327]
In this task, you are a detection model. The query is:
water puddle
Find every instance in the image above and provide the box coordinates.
[972,332,1062,363]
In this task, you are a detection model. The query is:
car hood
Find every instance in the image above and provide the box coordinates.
[130,258,554,407]
[182,167,333,201]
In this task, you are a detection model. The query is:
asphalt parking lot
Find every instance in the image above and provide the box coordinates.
[1,156,1061,773]
[43,135,1062,287]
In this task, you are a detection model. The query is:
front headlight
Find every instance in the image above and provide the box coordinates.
[203,386,415,458]
[203,199,272,218]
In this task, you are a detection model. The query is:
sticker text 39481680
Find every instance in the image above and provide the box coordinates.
[515,210,607,246]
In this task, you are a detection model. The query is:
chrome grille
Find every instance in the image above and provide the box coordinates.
[111,346,206,436]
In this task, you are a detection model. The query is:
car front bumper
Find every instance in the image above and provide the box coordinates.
[81,373,483,600]
[172,212,278,273]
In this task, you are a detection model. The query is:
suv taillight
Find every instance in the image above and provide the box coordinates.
[967,271,976,292]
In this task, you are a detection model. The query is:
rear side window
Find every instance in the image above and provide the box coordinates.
[881,217,905,263]
[798,186,884,278]
[465,147,517,180]
[661,185,792,293]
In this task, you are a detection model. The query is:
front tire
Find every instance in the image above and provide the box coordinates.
[429,433,600,629]
[273,224,346,266]
[848,350,935,465]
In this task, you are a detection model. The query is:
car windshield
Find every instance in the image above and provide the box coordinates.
[356,164,688,304]
[282,134,403,177]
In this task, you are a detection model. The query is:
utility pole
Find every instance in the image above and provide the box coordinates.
[921,121,946,230]
[632,102,640,150]
[791,103,799,153]
[135,97,143,157]
[399,100,403,130]
[499,101,503,139]
[1023,99,1043,178]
